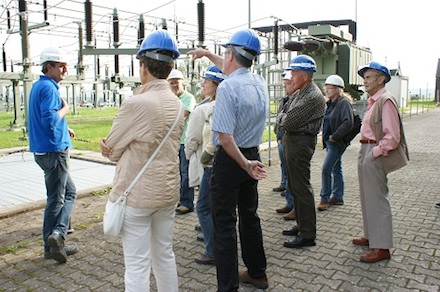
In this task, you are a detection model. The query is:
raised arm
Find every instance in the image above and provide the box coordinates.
[187,48,224,70]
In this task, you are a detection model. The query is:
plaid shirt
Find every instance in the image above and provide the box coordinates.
[278,82,325,135]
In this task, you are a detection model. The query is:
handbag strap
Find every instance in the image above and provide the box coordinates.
[122,102,183,197]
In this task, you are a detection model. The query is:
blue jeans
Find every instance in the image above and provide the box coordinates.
[34,151,77,251]
[278,141,294,210]
[196,167,215,258]
[277,142,287,188]
[320,140,345,202]
[179,144,194,209]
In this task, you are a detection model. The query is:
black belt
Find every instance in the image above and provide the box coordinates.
[286,131,314,136]
[216,146,259,154]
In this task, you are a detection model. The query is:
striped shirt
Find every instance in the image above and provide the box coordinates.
[212,67,269,148]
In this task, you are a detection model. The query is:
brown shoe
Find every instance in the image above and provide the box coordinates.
[317,201,330,211]
[352,237,369,246]
[283,210,296,220]
[329,198,344,205]
[360,249,390,263]
[272,186,286,192]
[275,206,291,213]
[175,206,194,215]
[238,270,268,289]
[195,254,215,265]
[280,191,286,197]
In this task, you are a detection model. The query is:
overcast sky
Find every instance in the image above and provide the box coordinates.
[1,0,437,90]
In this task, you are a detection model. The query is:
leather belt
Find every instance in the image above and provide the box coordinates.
[360,139,377,144]
[216,146,259,153]
[287,131,314,136]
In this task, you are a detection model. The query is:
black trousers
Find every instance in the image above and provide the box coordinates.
[211,147,267,292]
[283,133,317,239]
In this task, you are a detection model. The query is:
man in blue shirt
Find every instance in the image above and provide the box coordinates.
[28,47,78,264]
[189,29,269,291]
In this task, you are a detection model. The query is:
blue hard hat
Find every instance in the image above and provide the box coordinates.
[289,55,316,72]
[136,30,180,61]
[203,65,226,83]
[358,61,391,83]
[222,29,261,59]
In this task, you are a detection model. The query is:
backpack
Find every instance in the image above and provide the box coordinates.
[342,110,361,146]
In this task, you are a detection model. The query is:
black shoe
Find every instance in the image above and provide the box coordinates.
[194,224,202,232]
[44,245,78,259]
[284,236,316,248]
[47,233,67,263]
[282,225,299,236]
[196,234,204,242]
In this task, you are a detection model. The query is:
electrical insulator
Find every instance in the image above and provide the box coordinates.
[138,14,144,45]
[2,47,6,72]
[322,39,334,50]
[284,41,305,51]
[273,20,279,57]
[97,58,100,76]
[303,39,320,51]
[85,0,93,44]
[161,18,167,30]
[7,9,11,30]
[113,8,119,45]
[43,0,48,21]
[197,1,205,46]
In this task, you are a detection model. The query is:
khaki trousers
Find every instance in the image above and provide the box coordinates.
[358,144,393,249]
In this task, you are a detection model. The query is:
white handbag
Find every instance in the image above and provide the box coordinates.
[103,103,183,236]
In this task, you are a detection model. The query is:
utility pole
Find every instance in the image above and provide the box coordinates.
[18,0,32,135]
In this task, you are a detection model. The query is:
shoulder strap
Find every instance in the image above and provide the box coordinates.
[123,102,183,197]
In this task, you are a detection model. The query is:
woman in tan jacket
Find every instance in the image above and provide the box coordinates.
[100,30,184,292]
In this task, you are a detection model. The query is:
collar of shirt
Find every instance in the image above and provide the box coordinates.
[41,75,60,89]
[227,67,250,78]
[369,87,386,104]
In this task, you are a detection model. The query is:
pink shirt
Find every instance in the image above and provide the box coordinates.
[360,88,401,158]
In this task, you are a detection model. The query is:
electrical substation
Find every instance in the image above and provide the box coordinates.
[1,0,410,134]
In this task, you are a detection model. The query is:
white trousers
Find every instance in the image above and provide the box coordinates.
[121,203,178,292]
[358,144,393,249]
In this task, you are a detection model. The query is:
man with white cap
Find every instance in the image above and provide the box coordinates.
[274,70,296,220]
[168,69,197,215]
[28,47,78,263]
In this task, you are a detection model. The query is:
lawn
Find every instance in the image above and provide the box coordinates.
[2,98,434,152]
[0,107,118,152]
[0,106,278,152]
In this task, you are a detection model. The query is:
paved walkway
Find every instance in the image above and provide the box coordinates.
[0,108,439,291]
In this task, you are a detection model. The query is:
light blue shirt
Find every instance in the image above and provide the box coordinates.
[212,67,269,148]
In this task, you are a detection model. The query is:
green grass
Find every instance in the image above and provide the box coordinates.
[0,107,278,151]
[2,99,437,151]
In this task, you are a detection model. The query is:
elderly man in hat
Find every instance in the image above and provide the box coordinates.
[353,61,409,263]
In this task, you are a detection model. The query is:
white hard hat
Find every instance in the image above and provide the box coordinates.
[40,47,67,65]
[282,70,291,80]
[325,74,345,88]
[167,69,184,80]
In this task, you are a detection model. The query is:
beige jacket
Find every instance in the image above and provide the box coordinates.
[370,90,409,173]
[105,80,184,209]
[184,101,214,187]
